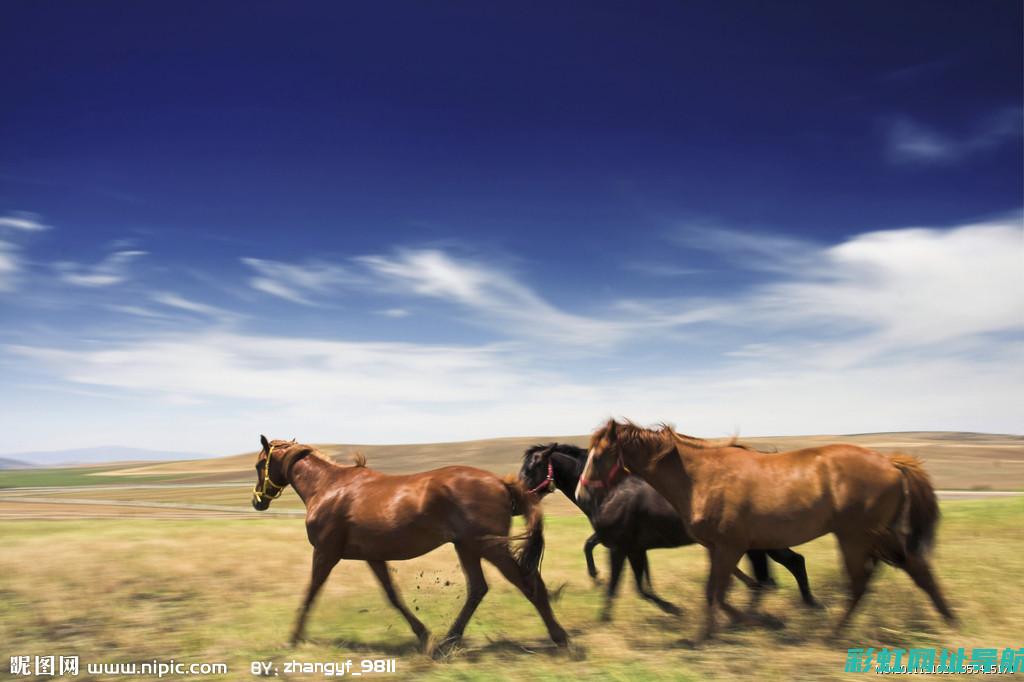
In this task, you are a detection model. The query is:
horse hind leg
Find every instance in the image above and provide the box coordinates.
[366,560,431,651]
[436,544,489,654]
[482,544,569,647]
[901,552,957,625]
[627,551,681,616]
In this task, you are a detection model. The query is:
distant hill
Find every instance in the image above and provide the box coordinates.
[2,446,211,467]
[96,431,1024,491]
[0,457,33,469]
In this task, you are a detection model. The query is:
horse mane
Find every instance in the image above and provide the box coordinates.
[591,420,756,464]
[270,439,367,468]
[656,423,755,451]
[522,442,588,460]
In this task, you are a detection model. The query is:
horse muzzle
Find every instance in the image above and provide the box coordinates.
[252,494,270,511]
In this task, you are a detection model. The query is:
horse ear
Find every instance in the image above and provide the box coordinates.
[607,419,617,441]
[260,434,270,451]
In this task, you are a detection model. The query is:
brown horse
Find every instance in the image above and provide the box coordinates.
[251,436,568,653]
[575,420,955,641]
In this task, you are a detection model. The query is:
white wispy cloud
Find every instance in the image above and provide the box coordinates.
[8,333,530,405]
[0,212,50,232]
[55,250,147,287]
[4,217,1021,453]
[5,326,1021,453]
[358,248,636,345]
[671,223,820,273]
[0,211,51,292]
[376,307,410,318]
[151,291,233,319]
[749,219,1024,357]
[664,218,1024,369]
[885,109,1022,165]
[621,261,703,277]
[241,257,359,305]
[0,240,20,292]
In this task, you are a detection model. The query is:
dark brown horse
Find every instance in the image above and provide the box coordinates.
[251,436,568,653]
[575,420,955,641]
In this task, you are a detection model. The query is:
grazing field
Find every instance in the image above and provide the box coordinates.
[1,498,1022,680]
[1,431,1022,680]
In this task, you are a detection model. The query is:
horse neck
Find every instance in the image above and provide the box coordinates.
[287,454,336,506]
[550,451,586,507]
[631,439,705,516]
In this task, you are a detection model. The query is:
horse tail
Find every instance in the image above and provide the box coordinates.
[502,476,545,575]
[889,454,940,555]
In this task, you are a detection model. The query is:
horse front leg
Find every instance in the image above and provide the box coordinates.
[627,550,681,616]
[833,536,877,635]
[367,560,432,651]
[291,546,341,645]
[699,544,745,643]
[583,532,602,583]
[765,548,819,607]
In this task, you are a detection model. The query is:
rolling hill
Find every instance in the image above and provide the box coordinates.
[97,431,1024,490]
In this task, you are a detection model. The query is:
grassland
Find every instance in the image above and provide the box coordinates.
[1,431,1021,680]
[1,497,1021,680]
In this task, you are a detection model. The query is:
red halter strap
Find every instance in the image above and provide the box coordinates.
[580,453,629,489]
[527,460,555,495]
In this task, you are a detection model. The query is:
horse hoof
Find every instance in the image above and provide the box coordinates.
[432,635,462,660]
[552,630,570,648]
[598,609,613,622]
[802,598,824,610]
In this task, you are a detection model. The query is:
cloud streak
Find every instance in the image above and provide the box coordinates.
[358,248,638,346]
[4,216,1021,453]
[0,212,50,232]
[242,257,359,305]
[885,109,1022,165]
[55,250,147,287]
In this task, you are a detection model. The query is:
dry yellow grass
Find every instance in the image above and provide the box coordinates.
[1,497,1021,681]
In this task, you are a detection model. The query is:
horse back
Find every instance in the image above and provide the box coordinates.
[308,465,516,560]
[692,444,903,547]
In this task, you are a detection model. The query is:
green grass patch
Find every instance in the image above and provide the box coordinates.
[0,466,180,489]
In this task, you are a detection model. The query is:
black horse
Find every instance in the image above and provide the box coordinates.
[519,443,818,619]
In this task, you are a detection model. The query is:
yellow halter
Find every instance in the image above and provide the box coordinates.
[253,445,288,502]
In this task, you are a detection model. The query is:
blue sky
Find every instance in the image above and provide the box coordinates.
[1,2,1021,455]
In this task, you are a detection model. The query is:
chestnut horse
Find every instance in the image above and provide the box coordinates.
[251,436,568,652]
[575,420,955,641]
[518,443,818,620]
